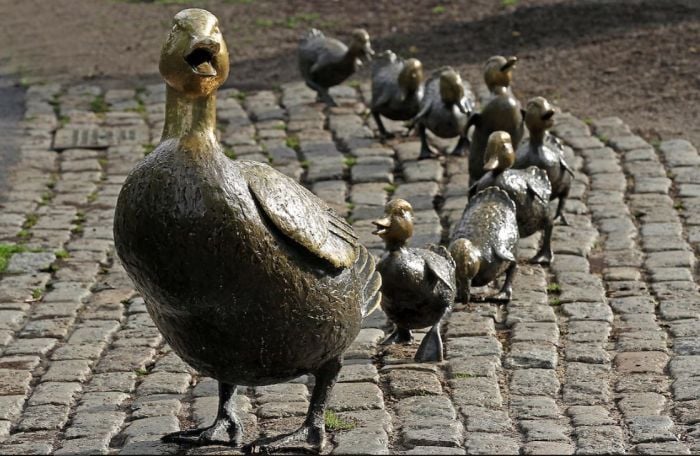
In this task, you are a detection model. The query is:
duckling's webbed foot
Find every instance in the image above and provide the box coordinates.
[490,262,516,303]
[417,124,438,160]
[554,197,570,226]
[373,112,395,139]
[382,326,414,345]
[450,135,469,157]
[163,382,242,446]
[414,323,444,362]
[530,220,554,264]
[246,357,341,454]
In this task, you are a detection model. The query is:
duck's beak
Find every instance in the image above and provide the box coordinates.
[501,56,518,72]
[185,37,220,77]
[372,217,391,235]
[483,156,499,171]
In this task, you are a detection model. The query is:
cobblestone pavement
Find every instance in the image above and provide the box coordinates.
[0,76,699,455]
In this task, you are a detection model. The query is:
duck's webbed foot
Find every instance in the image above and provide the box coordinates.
[245,356,342,454]
[382,326,414,345]
[163,383,242,446]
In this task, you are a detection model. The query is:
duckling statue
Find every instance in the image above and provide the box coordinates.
[470,131,554,264]
[372,199,455,362]
[467,56,524,184]
[299,28,374,107]
[114,9,381,453]
[514,97,574,225]
[411,66,473,159]
[370,51,424,139]
[450,187,519,302]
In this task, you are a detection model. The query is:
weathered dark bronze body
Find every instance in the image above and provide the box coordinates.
[114,9,381,453]
[515,97,574,225]
[298,28,374,106]
[373,199,455,362]
[471,132,554,264]
[370,51,424,139]
[468,56,523,184]
[450,187,519,302]
[412,67,473,159]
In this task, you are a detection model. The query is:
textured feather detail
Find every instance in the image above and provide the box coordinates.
[356,246,382,317]
[301,28,324,42]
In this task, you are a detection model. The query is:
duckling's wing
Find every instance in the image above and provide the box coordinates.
[310,39,348,74]
[243,162,357,269]
[423,247,456,292]
[493,244,516,263]
[523,166,552,203]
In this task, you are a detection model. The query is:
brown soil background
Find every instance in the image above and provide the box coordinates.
[1,0,699,145]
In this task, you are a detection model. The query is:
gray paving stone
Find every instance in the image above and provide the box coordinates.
[510,369,560,397]
[16,404,70,431]
[333,428,389,455]
[387,370,442,398]
[463,433,520,455]
[505,341,558,369]
[54,437,111,455]
[401,419,463,448]
[520,419,571,442]
[634,442,691,455]
[626,415,676,443]
[567,405,614,426]
[328,382,383,411]
[122,416,180,442]
[28,381,82,406]
[511,396,560,419]
[574,425,625,455]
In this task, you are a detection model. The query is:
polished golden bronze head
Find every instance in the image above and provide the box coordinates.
[398,58,424,93]
[159,8,229,98]
[439,67,465,104]
[525,96,556,132]
[349,29,374,62]
[484,55,518,91]
[373,199,415,246]
[483,131,515,172]
[449,238,481,280]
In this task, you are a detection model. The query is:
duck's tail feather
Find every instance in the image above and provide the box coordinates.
[355,245,382,318]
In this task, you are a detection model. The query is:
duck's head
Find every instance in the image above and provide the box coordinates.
[449,238,481,280]
[398,58,424,93]
[483,131,515,172]
[159,9,229,98]
[525,96,556,132]
[439,67,465,104]
[484,55,518,91]
[373,199,414,248]
[349,29,374,63]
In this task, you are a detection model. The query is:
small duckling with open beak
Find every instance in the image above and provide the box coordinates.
[484,55,518,99]
[450,187,519,302]
[299,28,374,106]
[514,96,574,225]
[373,199,456,362]
[411,66,473,159]
[370,51,425,139]
[470,131,554,264]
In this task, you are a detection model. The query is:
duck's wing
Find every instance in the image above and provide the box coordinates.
[243,162,357,269]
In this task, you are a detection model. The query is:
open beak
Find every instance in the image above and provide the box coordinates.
[483,156,499,171]
[372,217,391,235]
[501,56,518,72]
[542,110,555,121]
[185,37,220,77]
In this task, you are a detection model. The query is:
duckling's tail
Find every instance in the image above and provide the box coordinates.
[355,245,382,318]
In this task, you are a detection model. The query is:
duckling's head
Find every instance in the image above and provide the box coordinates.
[398,58,424,93]
[159,9,229,98]
[373,199,414,249]
[349,29,374,63]
[449,238,481,281]
[439,67,465,104]
[483,131,515,172]
[484,55,517,91]
[525,96,556,132]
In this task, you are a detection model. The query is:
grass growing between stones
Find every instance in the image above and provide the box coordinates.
[0,244,28,273]
[324,410,355,431]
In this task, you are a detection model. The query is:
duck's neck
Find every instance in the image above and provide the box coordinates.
[162,85,217,147]
[529,128,546,146]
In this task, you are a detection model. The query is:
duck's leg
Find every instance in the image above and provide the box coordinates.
[162,382,242,446]
[531,218,554,264]
[414,317,446,363]
[491,262,517,302]
[554,194,570,226]
[417,124,437,160]
[373,111,395,139]
[381,326,414,345]
[305,80,337,107]
[247,356,342,454]
[450,135,469,156]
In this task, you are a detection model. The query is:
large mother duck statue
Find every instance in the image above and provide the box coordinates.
[114,9,381,454]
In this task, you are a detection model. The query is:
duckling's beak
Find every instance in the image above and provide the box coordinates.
[362,44,375,62]
[501,56,518,72]
[483,156,499,171]
[542,110,555,121]
[372,217,391,236]
[185,38,220,77]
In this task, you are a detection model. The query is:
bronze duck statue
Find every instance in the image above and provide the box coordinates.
[411,66,473,159]
[298,28,374,107]
[370,51,424,139]
[470,131,554,264]
[467,55,524,185]
[514,96,574,225]
[450,187,519,302]
[372,199,455,362]
[114,9,381,453]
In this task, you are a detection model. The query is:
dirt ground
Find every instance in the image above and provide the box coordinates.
[1,0,698,145]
